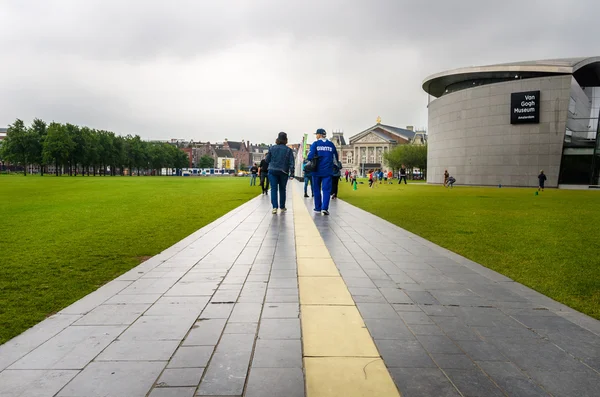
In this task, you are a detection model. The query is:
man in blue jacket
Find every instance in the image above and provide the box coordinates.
[307,128,338,216]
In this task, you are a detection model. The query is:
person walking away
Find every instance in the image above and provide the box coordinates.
[302,159,313,198]
[383,170,388,183]
[368,170,374,188]
[378,169,384,184]
[345,169,349,182]
[250,163,258,186]
[331,159,342,199]
[538,170,547,191]
[443,169,449,187]
[258,155,269,195]
[387,170,393,184]
[266,132,295,214]
[307,128,338,216]
[399,165,407,184]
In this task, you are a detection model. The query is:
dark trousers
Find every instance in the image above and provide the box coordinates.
[331,176,339,196]
[312,175,332,211]
[304,176,312,196]
[398,176,407,184]
[268,170,288,209]
[259,173,270,193]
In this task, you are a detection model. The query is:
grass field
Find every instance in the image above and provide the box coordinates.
[0,176,258,344]
[339,180,600,320]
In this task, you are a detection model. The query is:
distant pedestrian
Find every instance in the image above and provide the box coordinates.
[331,159,342,199]
[266,132,295,214]
[538,170,547,191]
[387,170,393,184]
[302,159,313,198]
[258,155,269,195]
[307,128,338,216]
[345,169,349,182]
[443,169,449,187]
[368,170,374,188]
[447,176,456,188]
[399,165,407,184]
[378,169,384,184]
[383,170,388,183]
[250,163,258,186]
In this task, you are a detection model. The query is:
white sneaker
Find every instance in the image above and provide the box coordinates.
[272,208,277,214]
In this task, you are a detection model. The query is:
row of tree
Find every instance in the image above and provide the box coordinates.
[383,144,428,178]
[0,119,190,176]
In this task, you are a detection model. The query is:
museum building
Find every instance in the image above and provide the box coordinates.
[422,57,600,187]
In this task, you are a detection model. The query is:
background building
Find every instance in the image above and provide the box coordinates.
[423,57,600,187]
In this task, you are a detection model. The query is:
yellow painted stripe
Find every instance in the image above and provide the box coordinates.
[292,188,401,397]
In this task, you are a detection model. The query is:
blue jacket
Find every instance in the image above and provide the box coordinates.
[302,161,311,178]
[266,144,295,176]
[307,138,338,177]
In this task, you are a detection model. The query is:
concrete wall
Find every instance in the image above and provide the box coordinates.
[427,75,571,187]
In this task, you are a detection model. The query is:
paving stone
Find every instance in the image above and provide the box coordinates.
[168,346,214,368]
[96,339,179,361]
[379,288,414,304]
[372,279,399,288]
[476,361,549,397]
[74,304,150,325]
[228,303,262,322]
[432,317,482,341]
[267,278,298,289]
[165,282,218,296]
[246,274,269,282]
[444,368,505,397]
[375,339,436,368]
[105,293,162,305]
[215,334,255,352]
[8,325,124,370]
[183,319,227,346]
[258,319,301,340]
[392,303,423,312]
[156,368,204,387]
[343,277,377,288]
[270,269,297,278]
[120,315,197,341]
[200,303,235,319]
[404,291,440,305]
[347,287,388,303]
[0,369,79,397]
[356,302,399,319]
[224,322,258,334]
[245,367,304,397]
[262,303,299,318]
[455,340,508,361]
[210,289,241,303]
[148,388,195,397]
[525,368,600,397]
[431,353,477,369]
[407,324,445,335]
[56,361,165,397]
[196,350,252,396]
[364,318,415,340]
[388,367,461,397]
[252,339,302,368]
[120,278,178,295]
[416,335,462,354]
[398,311,435,325]
[419,304,455,317]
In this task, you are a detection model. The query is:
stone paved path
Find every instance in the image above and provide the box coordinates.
[0,181,599,397]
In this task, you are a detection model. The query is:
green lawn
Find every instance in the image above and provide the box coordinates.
[0,176,258,344]
[339,180,600,320]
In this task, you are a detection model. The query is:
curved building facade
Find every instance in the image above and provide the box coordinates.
[423,57,600,187]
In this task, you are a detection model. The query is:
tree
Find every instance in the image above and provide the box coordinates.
[43,122,74,176]
[29,118,47,175]
[2,119,37,176]
[383,144,428,179]
[198,155,214,168]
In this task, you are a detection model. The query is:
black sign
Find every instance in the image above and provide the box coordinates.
[511,90,540,124]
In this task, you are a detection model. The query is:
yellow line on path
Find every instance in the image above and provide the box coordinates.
[292,188,401,397]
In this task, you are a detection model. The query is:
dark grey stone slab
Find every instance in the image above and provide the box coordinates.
[0,369,79,397]
[267,278,298,289]
[431,353,477,369]
[343,277,377,288]
[388,367,461,397]
[419,305,455,317]
[398,311,434,325]
[376,339,436,368]
[215,333,255,353]
[432,317,482,341]
[356,302,399,319]
[251,339,302,368]
[258,319,301,340]
[74,304,149,326]
[408,324,445,336]
[245,367,304,397]
[157,368,204,387]
[224,322,258,334]
[455,340,508,361]
[348,287,388,303]
[270,269,297,278]
[526,368,600,397]
[96,339,179,361]
[364,318,415,340]
[372,279,400,289]
[168,346,214,368]
[183,319,227,346]
[56,361,165,397]
[210,289,240,303]
[444,368,505,397]
[196,350,252,396]
[416,335,462,354]
[392,303,423,312]
[404,291,440,305]
[363,268,391,280]
[476,361,549,397]
[261,303,299,318]
[379,288,414,304]
[120,315,197,341]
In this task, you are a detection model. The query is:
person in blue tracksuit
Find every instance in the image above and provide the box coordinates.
[307,128,338,216]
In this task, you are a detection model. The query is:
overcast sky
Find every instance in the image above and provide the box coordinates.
[1,0,599,144]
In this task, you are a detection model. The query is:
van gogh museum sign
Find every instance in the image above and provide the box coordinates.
[511,90,540,124]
